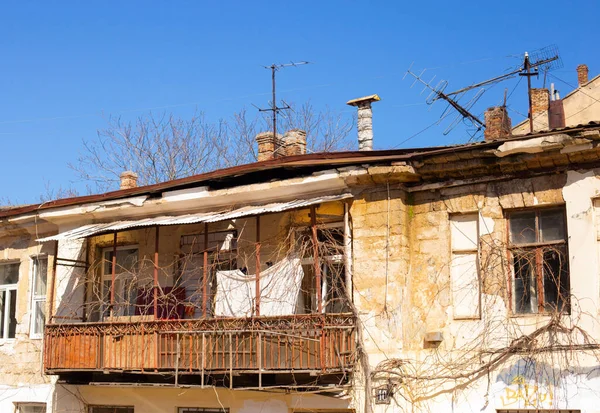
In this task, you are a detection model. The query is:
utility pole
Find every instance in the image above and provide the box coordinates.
[520,52,536,133]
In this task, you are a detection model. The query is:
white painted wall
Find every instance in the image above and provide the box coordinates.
[54,385,353,413]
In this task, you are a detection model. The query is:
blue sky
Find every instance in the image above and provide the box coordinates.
[1,1,598,203]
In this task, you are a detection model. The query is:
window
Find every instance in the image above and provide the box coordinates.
[178,231,238,318]
[450,214,480,319]
[30,257,47,338]
[89,407,134,413]
[16,403,46,413]
[296,223,349,314]
[0,262,19,339]
[508,208,569,314]
[101,247,138,318]
[178,409,228,413]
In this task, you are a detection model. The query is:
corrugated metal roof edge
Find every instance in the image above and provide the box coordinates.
[3,121,600,220]
[37,194,353,242]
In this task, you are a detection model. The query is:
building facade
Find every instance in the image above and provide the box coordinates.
[2,68,600,413]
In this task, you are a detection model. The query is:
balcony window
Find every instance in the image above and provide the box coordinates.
[508,208,569,314]
[296,223,349,314]
[30,256,47,338]
[101,247,138,318]
[0,262,19,339]
[178,231,237,318]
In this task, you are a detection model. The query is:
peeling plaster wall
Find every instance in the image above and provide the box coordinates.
[350,186,409,363]
[0,232,54,411]
[349,170,600,413]
[42,165,600,413]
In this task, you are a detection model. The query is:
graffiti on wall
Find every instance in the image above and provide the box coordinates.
[496,358,558,409]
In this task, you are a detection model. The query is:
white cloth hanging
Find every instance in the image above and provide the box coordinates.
[215,256,304,317]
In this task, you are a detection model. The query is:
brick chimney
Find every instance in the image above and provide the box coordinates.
[484,107,512,141]
[577,64,589,86]
[530,88,550,130]
[531,88,549,115]
[346,94,380,151]
[256,132,283,161]
[120,171,138,190]
[281,129,307,156]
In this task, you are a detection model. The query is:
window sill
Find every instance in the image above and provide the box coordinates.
[509,312,570,319]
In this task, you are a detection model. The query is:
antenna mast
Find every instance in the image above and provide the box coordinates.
[255,61,310,141]
[404,45,561,138]
[519,46,561,133]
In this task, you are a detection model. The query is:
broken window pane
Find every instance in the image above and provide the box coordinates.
[513,250,537,314]
[509,212,536,244]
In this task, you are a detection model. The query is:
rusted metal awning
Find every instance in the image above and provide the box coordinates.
[37,193,352,242]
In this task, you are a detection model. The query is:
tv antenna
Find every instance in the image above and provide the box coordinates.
[254,61,310,141]
[404,45,562,137]
[520,45,562,132]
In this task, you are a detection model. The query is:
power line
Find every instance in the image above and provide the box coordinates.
[548,72,600,120]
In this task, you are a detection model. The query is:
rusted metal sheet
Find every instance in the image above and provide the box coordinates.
[44,314,356,375]
[45,325,100,370]
[4,121,600,221]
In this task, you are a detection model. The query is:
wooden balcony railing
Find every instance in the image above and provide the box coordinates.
[44,313,356,383]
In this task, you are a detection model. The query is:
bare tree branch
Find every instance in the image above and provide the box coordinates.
[69,102,355,192]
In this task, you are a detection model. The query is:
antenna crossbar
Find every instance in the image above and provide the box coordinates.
[255,61,311,142]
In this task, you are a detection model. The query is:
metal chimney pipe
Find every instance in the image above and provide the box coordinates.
[346,94,380,151]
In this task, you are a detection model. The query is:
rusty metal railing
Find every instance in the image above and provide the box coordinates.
[44,313,356,383]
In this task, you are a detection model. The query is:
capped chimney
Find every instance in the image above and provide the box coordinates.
[577,64,589,86]
[281,129,307,156]
[346,94,380,151]
[255,132,283,161]
[120,171,138,190]
[484,107,512,141]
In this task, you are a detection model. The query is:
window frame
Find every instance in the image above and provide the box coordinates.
[507,207,570,315]
[100,245,139,319]
[0,260,20,340]
[29,255,48,339]
[178,230,239,318]
[15,402,47,413]
[294,222,347,314]
[449,213,481,320]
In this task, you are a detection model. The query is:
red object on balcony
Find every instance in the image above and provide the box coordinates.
[135,286,186,319]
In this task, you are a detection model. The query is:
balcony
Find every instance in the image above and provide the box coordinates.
[44,313,356,387]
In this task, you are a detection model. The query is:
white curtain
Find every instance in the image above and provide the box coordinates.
[215,256,304,317]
